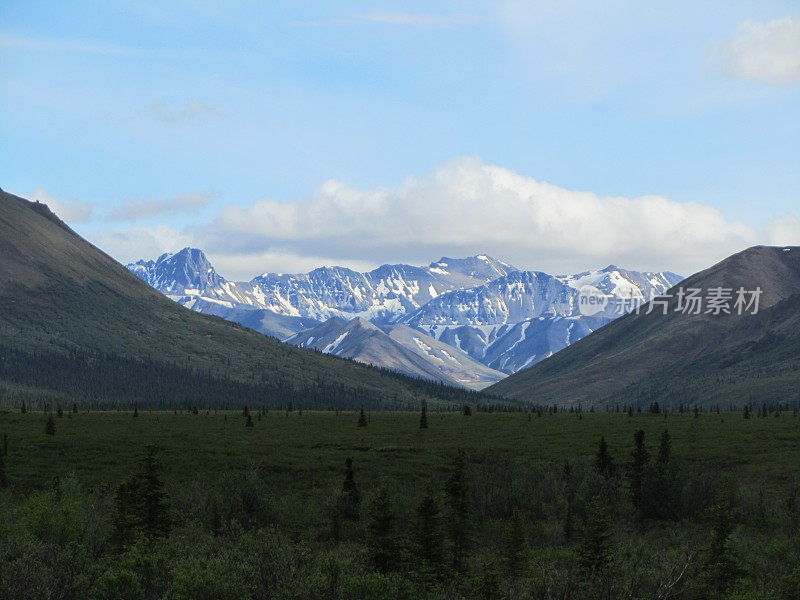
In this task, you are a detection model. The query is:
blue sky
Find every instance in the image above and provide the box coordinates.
[1,1,798,279]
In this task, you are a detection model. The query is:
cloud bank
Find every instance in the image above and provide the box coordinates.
[109,192,212,221]
[715,16,800,85]
[192,157,785,279]
[43,158,795,281]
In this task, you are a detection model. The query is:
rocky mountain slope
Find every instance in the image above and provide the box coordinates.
[488,246,800,408]
[0,189,483,409]
[129,249,681,381]
[288,318,505,389]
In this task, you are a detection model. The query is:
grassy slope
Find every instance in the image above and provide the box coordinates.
[488,246,800,407]
[0,190,480,407]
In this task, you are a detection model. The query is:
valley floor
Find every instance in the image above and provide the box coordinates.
[1,409,799,599]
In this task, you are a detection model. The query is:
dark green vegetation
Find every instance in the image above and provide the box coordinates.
[0,189,488,409]
[489,245,800,408]
[2,408,799,599]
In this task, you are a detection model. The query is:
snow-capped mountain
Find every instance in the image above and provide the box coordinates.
[399,266,682,372]
[128,249,517,322]
[287,317,505,389]
[127,248,682,382]
[128,248,223,296]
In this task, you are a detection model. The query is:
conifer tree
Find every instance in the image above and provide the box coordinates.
[629,429,649,512]
[462,404,472,416]
[445,449,472,571]
[245,413,254,427]
[56,405,63,418]
[20,401,26,414]
[357,407,367,427]
[703,500,741,597]
[137,445,171,538]
[133,404,139,418]
[341,457,360,520]
[743,405,750,419]
[366,488,397,573]
[594,436,614,478]
[502,508,528,577]
[72,403,78,415]
[45,413,55,436]
[113,445,171,547]
[578,496,613,575]
[414,487,444,573]
[420,401,428,429]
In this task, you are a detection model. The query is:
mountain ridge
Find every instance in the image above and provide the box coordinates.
[487,245,800,407]
[0,189,487,409]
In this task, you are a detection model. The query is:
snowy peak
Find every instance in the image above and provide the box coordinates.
[128,247,223,296]
[428,254,517,282]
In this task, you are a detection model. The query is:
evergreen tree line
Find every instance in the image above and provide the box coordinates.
[0,344,496,411]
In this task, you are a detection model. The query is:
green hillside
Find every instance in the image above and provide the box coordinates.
[0,189,486,409]
[488,246,800,408]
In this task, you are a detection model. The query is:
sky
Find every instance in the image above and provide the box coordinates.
[1,0,798,280]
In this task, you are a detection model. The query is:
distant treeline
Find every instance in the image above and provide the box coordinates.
[0,344,499,411]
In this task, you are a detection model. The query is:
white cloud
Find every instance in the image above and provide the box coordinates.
[715,16,800,85]
[109,192,212,221]
[209,251,378,281]
[31,188,93,223]
[765,214,800,245]
[87,225,193,265]
[204,156,765,277]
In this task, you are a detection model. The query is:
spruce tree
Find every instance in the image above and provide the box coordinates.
[72,403,78,415]
[245,413,254,427]
[462,404,472,416]
[578,496,612,575]
[137,445,171,538]
[20,401,26,414]
[419,401,428,429]
[45,413,55,436]
[594,436,614,478]
[445,449,472,571]
[357,407,368,427]
[502,508,528,577]
[112,445,171,545]
[133,404,139,418]
[57,405,63,418]
[341,458,360,520]
[366,488,397,573]
[743,405,750,419]
[703,500,741,597]
[414,487,444,573]
[629,429,650,512]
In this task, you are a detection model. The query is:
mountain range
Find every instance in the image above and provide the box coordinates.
[128,248,682,388]
[0,188,482,409]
